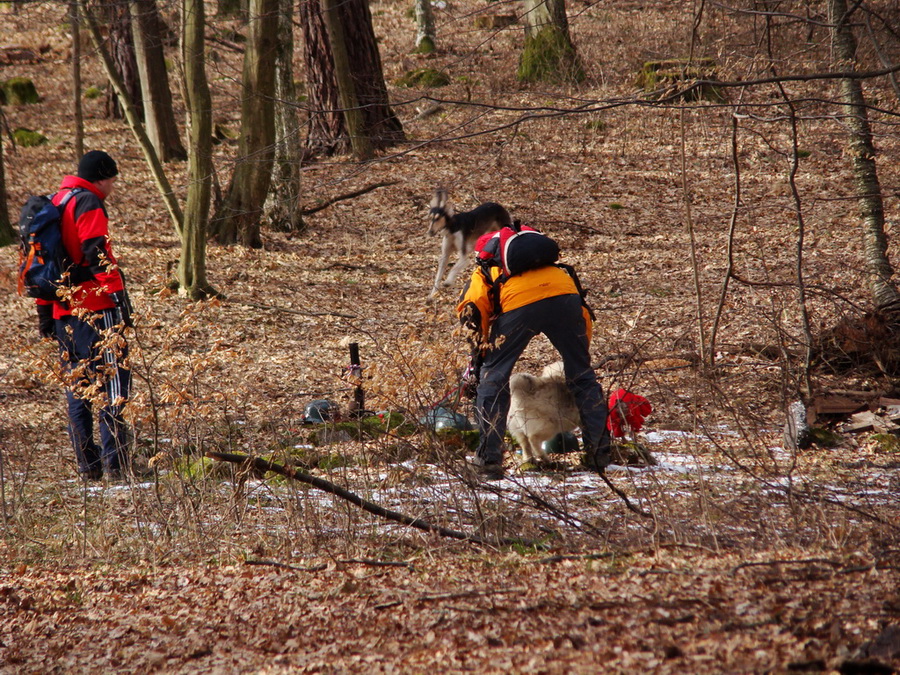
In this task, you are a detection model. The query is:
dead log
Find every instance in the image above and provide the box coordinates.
[205,451,530,548]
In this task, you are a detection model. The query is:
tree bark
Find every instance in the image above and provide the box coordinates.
[518,0,584,83]
[300,0,345,154]
[300,0,404,156]
[102,0,143,120]
[70,0,84,159]
[414,0,435,54]
[829,0,899,309]
[210,0,279,247]
[81,0,183,234]
[320,0,373,160]
[130,0,187,162]
[264,0,305,232]
[0,124,12,247]
[180,0,215,299]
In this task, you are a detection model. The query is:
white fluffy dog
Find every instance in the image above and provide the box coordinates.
[507,362,581,464]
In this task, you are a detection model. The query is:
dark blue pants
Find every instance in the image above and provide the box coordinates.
[56,309,131,477]
[475,294,608,464]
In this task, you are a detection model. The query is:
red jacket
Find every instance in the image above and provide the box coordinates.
[50,176,124,319]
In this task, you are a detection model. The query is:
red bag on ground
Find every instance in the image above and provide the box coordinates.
[607,389,652,438]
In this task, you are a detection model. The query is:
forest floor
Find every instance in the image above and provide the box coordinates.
[1,0,899,672]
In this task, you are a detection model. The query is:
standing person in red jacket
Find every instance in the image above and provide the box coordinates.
[47,150,133,481]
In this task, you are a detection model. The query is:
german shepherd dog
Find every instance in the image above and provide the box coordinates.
[428,188,511,296]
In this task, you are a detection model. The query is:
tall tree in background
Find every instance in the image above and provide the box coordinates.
[414,0,435,54]
[0,126,12,247]
[828,0,899,310]
[300,0,343,154]
[70,0,84,158]
[102,0,143,119]
[180,0,215,297]
[264,0,305,232]
[300,0,404,156]
[518,0,584,83]
[131,0,187,162]
[210,0,279,247]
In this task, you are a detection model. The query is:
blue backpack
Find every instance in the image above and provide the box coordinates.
[17,189,83,302]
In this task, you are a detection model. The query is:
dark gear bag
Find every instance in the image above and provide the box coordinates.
[17,189,84,302]
[475,220,560,277]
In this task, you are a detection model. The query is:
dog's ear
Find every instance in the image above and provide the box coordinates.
[431,187,448,210]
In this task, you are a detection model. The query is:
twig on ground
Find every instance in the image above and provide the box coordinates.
[206,451,534,548]
[300,181,400,216]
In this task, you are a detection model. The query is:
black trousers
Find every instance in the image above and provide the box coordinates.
[56,309,131,476]
[475,294,608,463]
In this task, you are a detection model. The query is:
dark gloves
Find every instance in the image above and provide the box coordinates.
[462,361,480,399]
[37,303,55,339]
[110,290,134,328]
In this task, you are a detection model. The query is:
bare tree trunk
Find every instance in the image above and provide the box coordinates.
[341,0,404,148]
[829,0,899,309]
[210,0,279,247]
[518,0,584,83]
[300,0,403,156]
[414,0,435,54]
[102,0,143,120]
[70,0,84,158]
[321,0,373,160]
[130,0,187,162]
[180,0,215,298]
[0,125,12,247]
[81,0,183,234]
[300,0,345,154]
[264,0,305,232]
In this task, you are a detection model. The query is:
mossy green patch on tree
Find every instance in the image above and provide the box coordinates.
[12,128,48,147]
[395,67,451,88]
[415,35,436,54]
[517,26,584,84]
[2,77,40,105]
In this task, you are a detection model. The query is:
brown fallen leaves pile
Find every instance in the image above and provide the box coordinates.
[2,0,900,672]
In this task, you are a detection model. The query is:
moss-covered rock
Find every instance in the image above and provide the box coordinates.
[517,26,585,84]
[868,432,900,454]
[2,76,40,105]
[395,67,450,88]
[808,427,843,448]
[12,127,48,147]
[635,58,724,102]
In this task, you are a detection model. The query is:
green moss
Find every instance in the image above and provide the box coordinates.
[869,433,900,453]
[635,58,724,102]
[809,427,843,448]
[12,127,48,147]
[395,67,451,88]
[517,26,585,84]
[2,77,40,105]
[83,86,103,100]
[415,36,436,54]
[608,202,624,210]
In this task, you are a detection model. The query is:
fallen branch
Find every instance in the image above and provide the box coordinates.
[300,181,400,216]
[205,451,531,548]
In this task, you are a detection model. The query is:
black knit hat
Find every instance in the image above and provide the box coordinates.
[77,150,119,183]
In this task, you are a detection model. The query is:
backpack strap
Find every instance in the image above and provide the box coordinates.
[556,262,596,321]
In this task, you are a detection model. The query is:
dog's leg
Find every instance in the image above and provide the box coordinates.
[442,231,469,287]
[431,233,454,296]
